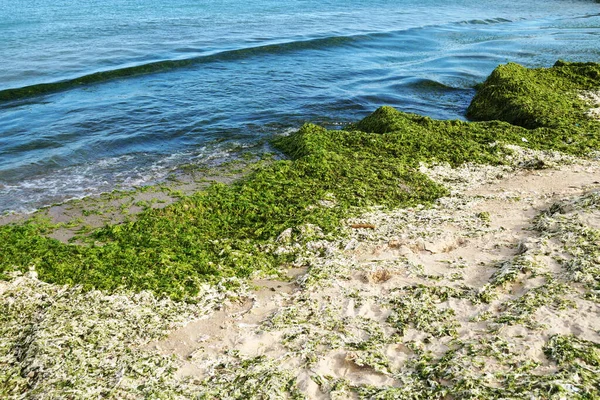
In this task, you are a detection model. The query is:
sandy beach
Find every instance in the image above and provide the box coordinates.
[148,145,600,398]
[1,70,599,398]
[2,143,599,398]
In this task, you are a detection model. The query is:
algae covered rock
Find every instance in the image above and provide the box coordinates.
[467,60,600,129]
[352,105,436,134]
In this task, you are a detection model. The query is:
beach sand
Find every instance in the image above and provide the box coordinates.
[2,148,599,398]
[2,88,600,398]
[146,145,600,397]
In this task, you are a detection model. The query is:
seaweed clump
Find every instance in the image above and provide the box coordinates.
[467,61,600,150]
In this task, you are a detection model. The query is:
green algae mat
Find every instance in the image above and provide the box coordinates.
[1,61,599,300]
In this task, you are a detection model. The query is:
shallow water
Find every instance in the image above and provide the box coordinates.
[0,0,599,213]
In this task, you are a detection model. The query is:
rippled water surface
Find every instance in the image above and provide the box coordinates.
[1,0,599,212]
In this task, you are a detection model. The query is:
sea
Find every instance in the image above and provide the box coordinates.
[0,0,599,213]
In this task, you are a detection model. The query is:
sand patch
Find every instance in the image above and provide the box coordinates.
[145,268,305,380]
[580,90,600,120]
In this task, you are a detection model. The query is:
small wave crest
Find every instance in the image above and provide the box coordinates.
[0,35,359,104]
[456,17,513,25]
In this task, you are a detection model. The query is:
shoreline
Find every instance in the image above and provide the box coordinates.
[0,157,261,243]
[2,145,599,398]
[1,61,600,398]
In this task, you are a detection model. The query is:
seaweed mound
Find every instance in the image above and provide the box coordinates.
[467,61,600,129]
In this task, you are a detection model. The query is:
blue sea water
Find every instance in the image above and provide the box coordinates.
[0,0,599,213]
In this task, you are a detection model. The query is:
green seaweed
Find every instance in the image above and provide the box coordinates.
[386,285,471,338]
[488,277,574,329]
[534,192,600,301]
[468,61,600,129]
[544,334,600,367]
[0,275,234,398]
[353,334,600,399]
[477,255,539,303]
[197,355,306,400]
[1,61,599,300]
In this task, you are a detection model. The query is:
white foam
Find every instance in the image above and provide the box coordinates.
[0,143,260,214]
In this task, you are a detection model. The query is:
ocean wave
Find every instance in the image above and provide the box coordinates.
[0,16,519,104]
[0,35,359,103]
